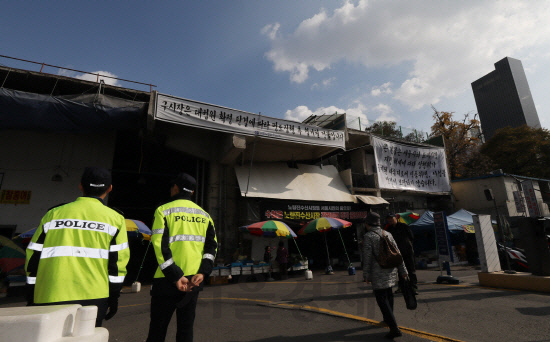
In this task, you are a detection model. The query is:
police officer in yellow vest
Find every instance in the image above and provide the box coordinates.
[146,173,217,342]
[25,167,129,327]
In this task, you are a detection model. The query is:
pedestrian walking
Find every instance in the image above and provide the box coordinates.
[146,173,217,342]
[385,213,417,293]
[276,241,289,280]
[25,167,130,327]
[264,246,272,263]
[363,212,408,339]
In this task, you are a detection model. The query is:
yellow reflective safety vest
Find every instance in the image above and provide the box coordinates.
[25,197,129,303]
[151,197,217,283]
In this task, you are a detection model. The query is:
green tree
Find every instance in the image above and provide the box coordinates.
[481,125,550,178]
[430,106,482,179]
[365,121,402,138]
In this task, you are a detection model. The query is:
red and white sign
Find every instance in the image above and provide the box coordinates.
[522,180,540,217]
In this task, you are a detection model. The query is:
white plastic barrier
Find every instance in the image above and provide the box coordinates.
[0,304,108,342]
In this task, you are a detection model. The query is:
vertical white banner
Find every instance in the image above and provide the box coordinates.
[522,180,540,217]
[371,136,451,192]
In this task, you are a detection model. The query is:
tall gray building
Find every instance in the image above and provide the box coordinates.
[471,57,540,140]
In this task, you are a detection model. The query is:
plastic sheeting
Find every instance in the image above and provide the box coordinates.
[0,88,146,132]
[410,209,490,233]
[234,162,355,203]
[356,195,389,205]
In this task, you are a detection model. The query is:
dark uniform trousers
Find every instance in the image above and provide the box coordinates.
[146,289,200,342]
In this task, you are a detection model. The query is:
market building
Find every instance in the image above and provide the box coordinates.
[452,171,550,243]
[1,60,453,278]
[304,114,454,214]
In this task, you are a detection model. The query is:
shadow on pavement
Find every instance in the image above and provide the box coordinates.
[515,306,550,316]
[228,325,388,342]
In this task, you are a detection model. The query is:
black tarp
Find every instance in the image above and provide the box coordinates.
[0,88,146,132]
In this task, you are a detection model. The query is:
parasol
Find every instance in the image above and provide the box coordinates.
[239,220,302,258]
[125,219,152,240]
[239,220,297,238]
[298,217,353,273]
[0,236,26,274]
[396,212,420,225]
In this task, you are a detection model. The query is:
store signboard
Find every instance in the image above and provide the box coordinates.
[371,136,451,192]
[0,190,32,204]
[155,93,346,149]
[260,201,369,222]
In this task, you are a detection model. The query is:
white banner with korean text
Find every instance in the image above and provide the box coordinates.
[372,136,451,192]
[154,93,346,149]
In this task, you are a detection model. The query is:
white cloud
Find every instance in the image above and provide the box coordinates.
[58,69,121,86]
[75,71,121,86]
[371,82,392,96]
[265,0,550,110]
[372,103,397,122]
[261,23,280,40]
[311,77,336,90]
[284,105,315,122]
[284,103,369,130]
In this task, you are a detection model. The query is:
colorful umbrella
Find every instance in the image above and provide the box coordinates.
[0,236,26,274]
[125,219,152,240]
[397,212,420,225]
[298,217,352,235]
[14,228,36,240]
[239,220,297,238]
[298,217,353,272]
[239,220,302,259]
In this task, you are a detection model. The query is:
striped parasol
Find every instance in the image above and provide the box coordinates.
[298,217,352,235]
[239,220,297,238]
[125,219,152,240]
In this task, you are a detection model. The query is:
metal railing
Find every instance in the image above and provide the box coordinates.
[365,124,429,143]
[0,54,156,92]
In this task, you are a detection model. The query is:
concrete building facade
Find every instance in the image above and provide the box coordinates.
[471,57,541,140]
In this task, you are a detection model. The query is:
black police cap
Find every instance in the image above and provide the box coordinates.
[171,173,196,193]
[81,167,112,192]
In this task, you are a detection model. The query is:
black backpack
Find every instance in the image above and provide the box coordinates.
[374,230,403,269]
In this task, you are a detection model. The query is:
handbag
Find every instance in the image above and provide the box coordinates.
[373,230,403,269]
[398,277,417,310]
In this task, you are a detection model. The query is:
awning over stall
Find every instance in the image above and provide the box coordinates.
[235,163,355,202]
[356,195,389,205]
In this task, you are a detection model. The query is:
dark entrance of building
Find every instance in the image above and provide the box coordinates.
[108,130,209,284]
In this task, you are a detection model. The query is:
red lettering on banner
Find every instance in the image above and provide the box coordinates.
[265,210,283,219]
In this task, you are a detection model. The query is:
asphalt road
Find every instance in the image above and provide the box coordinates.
[2,266,550,342]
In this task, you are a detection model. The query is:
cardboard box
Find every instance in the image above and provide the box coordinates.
[241,266,252,275]
[209,276,229,285]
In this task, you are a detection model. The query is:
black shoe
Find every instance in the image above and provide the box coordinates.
[385,329,402,339]
[394,288,402,294]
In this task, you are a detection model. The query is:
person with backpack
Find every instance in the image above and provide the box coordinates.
[385,213,417,294]
[363,212,408,340]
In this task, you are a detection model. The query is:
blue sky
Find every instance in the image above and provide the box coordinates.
[2,1,550,135]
